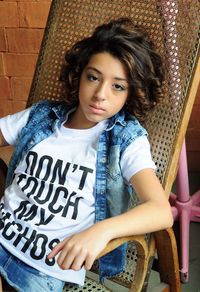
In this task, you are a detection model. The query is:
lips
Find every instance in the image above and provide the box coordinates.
[89,104,105,113]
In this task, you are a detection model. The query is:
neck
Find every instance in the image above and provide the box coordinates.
[64,111,97,129]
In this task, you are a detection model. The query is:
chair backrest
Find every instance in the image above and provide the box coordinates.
[26,0,200,286]
[27,0,200,196]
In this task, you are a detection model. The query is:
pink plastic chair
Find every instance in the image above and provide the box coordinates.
[170,140,200,283]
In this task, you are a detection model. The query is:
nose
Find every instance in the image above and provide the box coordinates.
[94,81,108,101]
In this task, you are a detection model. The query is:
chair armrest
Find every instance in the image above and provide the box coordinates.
[97,234,148,259]
[154,228,181,291]
[96,234,155,291]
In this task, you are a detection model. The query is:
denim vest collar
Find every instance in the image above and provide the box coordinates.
[106,110,127,130]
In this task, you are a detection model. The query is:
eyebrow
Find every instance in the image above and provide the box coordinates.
[87,66,128,82]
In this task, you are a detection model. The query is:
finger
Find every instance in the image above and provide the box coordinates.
[57,247,75,270]
[84,253,95,270]
[47,238,68,259]
[69,250,87,271]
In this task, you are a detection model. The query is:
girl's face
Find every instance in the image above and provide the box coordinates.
[70,52,129,129]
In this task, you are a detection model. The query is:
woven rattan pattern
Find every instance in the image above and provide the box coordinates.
[28,0,200,185]
[62,243,137,291]
[63,277,110,291]
[27,0,200,290]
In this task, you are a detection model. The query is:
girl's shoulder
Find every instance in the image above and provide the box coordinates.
[28,100,69,120]
[110,112,148,152]
[30,100,64,111]
[113,112,148,139]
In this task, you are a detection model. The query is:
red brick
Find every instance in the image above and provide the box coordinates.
[0,54,5,76]
[186,129,200,152]
[0,29,7,51]
[0,101,12,118]
[3,53,38,77]
[0,2,18,28]
[0,77,12,99]
[0,100,26,118]
[194,85,200,105]
[19,2,51,28]
[187,151,200,172]
[6,28,44,53]
[3,0,51,1]
[11,100,27,114]
[11,77,32,101]
[188,105,200,129]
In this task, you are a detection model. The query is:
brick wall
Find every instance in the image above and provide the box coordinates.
[0,0,199,171]
[186,85,200,172]
[0,0,51,116]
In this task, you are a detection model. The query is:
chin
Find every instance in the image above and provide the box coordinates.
[86,114,105,124]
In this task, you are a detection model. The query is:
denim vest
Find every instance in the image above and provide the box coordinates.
[6,100,147,283]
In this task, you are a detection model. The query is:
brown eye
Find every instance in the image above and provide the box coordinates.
[87,74,98,81]
[113,83,126,91]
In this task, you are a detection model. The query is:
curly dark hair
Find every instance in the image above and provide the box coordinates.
[60,17,165,121]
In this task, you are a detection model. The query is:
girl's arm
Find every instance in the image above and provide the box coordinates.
[48,168,173,271]
[111,168,173,236]
[0,276,2,292]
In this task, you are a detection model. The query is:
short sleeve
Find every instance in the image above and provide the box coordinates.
[120,135,156,182]
[0,108,31,145]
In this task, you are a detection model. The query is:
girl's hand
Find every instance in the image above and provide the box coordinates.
[47,222,112,271]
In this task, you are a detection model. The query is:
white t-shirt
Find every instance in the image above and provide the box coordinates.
[0,108,155,285]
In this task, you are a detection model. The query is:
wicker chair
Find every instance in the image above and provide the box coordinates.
[0,0,199,291]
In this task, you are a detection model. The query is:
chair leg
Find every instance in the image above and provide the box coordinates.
[169,139,200,282]
[154,228,181,292]
[129,235,155,292]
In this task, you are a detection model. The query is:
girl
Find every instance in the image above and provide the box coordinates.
[0,18,173,291]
